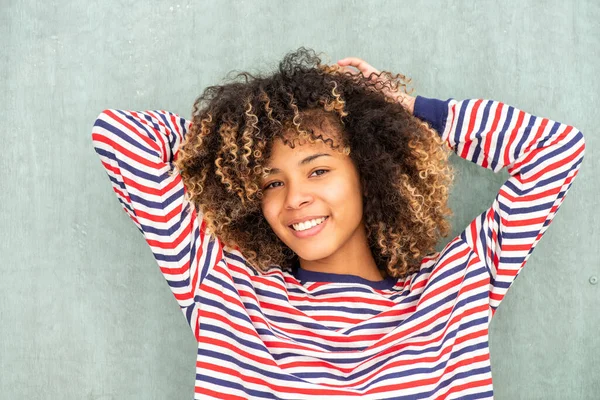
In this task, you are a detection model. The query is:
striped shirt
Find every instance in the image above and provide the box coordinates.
[91,95,585,399]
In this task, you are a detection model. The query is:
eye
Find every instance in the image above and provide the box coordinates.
[262,169,329,191]
[311,169,328,177]
[263,181,282,190]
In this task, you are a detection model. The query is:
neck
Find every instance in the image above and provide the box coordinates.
[298,223,385,281]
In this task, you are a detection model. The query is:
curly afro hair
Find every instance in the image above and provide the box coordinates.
[172,47,456,280]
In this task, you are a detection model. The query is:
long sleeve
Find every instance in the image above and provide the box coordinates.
[91,109,224,335]
[414,96,586,315]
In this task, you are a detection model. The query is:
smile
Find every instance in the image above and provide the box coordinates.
[289,216,329,238]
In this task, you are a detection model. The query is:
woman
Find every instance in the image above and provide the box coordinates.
[91,48,585,399]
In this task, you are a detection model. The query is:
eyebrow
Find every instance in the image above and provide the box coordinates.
[263,153,332,177]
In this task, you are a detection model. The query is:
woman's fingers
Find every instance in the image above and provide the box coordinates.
[337,57,372,69]
[336,57,414,114]
[337,57,380,77]
[339,66,358,75]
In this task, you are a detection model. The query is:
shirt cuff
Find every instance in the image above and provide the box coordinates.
[414,96,450,137]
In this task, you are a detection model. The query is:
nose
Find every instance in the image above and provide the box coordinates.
[284,181,313,210]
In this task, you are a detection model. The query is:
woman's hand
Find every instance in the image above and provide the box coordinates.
[336,57,415,115]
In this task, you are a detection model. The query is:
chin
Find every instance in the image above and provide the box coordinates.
[292,246,335,262]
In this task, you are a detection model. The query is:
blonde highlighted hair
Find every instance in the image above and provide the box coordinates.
[173,47,455,279]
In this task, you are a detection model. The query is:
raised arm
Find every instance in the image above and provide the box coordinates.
[414,96,586,315]
[91,109,224,335]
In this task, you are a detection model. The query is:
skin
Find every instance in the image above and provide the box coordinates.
[260,57,415,282]
[260,135,385,281]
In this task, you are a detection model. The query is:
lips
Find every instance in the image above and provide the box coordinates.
[288,216,329,238]
[286,215,329,227]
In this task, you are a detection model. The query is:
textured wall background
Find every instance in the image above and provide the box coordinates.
[1,0,598,398]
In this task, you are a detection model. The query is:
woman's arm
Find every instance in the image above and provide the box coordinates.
[414,96,586,316]
[91,109,224,336]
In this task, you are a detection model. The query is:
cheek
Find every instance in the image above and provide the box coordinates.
[331,177,364,225]
[260,200,279,229]
[326,176,363,207]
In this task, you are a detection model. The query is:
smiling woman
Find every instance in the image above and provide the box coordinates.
[91,46,585,399]
[173,47,456,281]
[260,132,383,281]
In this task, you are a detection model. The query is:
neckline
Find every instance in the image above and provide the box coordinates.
[294,266,397,290]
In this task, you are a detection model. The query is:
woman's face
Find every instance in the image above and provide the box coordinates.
[260,135,365,263]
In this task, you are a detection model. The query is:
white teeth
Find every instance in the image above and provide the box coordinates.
[292,217,326,232]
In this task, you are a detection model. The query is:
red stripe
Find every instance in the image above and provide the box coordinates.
[195,360,359,396]
[481,102,504,169]
[92,132,162,169]
[446,103,457,146]
[505,109,525,166]
[287,293,395,307]
[510,123,569,171]
[280,326,489,380]
[367,353,490,395]
[460,99,483,159]
[518,136,583,184]
[198,335,279,368]
[435,377,493,399]
[102,110,162,155]
[194,386,247,400]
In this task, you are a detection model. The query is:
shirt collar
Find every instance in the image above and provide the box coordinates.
[294,266,397,290]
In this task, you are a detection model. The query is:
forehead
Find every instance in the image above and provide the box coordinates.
[262,130,350,180]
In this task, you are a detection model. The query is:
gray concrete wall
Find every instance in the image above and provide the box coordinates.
[1,0,597,398]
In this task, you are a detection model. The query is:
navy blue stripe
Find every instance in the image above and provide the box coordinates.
[195,372,280,399]
[490,105,515,171]
[95,116,159,159]
[469,100,494,164]
[294,316,489,384]
[513,113,536,162]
